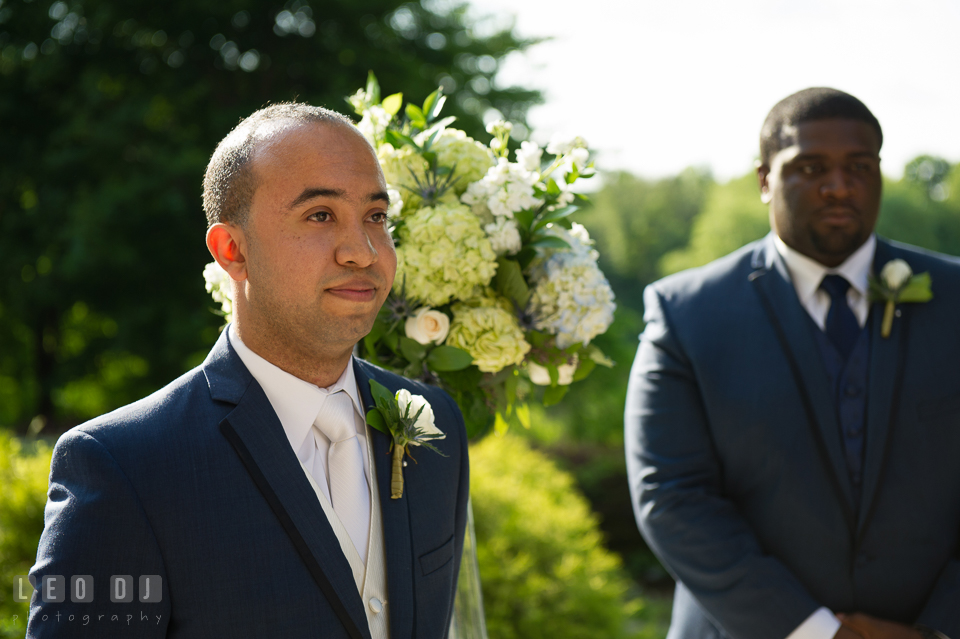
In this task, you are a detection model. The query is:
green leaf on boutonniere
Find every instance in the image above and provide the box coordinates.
[365,379,447,499]
[868,259,933,338]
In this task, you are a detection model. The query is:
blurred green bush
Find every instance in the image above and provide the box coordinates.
[0,431,51,638]
[470,433,646,639]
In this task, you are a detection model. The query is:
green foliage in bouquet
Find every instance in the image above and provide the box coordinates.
[0,431,52,637]
[470,433,644,639]
[348,73,618,438]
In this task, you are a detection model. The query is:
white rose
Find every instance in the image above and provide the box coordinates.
[395,389,445,443]
[527,357,578,386]
[405,307,451,345]
[880,259,913,290]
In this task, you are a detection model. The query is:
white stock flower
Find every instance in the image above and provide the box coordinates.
[461,158,542,219]
[203,261,234,322]
[516,141,543,173]
[386,188,403,219]
[880,259,913,290]
[561,147,591,175]
[405,307,451,345]
[546,133,587,157]
[483,218,522,256]
[486,120,512,136]
[395,389,445,443]
[527,356,578,386]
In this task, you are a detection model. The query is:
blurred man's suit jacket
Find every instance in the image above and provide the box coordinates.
[626,235,960,639]
[28,329,469,638]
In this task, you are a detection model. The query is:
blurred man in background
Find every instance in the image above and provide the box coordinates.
[626,88,960,639]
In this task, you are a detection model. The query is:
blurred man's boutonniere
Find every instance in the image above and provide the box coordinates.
[365,380,447,499]
[868,259,933,338]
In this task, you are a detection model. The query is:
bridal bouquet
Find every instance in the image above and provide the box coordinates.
[205,73,616,437]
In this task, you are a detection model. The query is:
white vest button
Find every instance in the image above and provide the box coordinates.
[369,597,383,614]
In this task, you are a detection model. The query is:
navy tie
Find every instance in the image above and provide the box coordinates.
[820,274,861,360]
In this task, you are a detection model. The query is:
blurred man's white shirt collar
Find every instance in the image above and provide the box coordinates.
[774,233,876,330]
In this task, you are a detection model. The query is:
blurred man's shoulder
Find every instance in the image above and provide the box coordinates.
[648,237,767,303]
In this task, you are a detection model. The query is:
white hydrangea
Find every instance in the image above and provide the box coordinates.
[516,141,543,173]
[461,158,542,219]
[203,261,234,323]
[483,217,522,256]
[526,224,615,349]
[357,105,391,145]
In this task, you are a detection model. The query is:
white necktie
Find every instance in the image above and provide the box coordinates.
[314,391,371,564]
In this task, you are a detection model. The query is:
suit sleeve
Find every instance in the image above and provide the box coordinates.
[624,285,823,639]
[28,429,170,638]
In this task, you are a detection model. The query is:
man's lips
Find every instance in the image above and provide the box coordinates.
[818,206,859,225]
[326,281,379,302]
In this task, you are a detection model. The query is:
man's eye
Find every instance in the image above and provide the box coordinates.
[370,212,388,223]
[309,211,330,222]
[852,162,872,172]
[799,164,821,175]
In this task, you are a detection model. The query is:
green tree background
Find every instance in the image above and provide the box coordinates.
[0,0,539,433]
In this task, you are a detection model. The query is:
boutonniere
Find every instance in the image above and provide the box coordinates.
[365,380,447,499]
[868,259,933,338]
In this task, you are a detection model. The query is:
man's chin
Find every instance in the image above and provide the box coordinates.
[811,228,868,261]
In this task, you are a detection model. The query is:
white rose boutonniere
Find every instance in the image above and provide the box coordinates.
[869,258,934,338]
[365,380,447,499]
[404,307,450,345]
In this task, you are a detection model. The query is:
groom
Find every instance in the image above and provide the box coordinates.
[27,104,469,638]
[626,88,960,639]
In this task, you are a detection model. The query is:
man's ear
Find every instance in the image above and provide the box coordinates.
[206,223,248,281]
[756,162,772,204]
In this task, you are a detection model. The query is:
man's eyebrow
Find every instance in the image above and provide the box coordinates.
[287,187,345,210]
[286,187,391,210]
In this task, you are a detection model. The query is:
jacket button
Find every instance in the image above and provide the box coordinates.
[844,385,862,398]
[369,597,383,614]
[856,553,868,566]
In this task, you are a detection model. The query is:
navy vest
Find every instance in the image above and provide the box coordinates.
[812,323,870,511]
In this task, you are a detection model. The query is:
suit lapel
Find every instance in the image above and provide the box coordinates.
[857,239,909,535]
[208,335,371,639]
[749,237,857,524]
[355,359,416,639]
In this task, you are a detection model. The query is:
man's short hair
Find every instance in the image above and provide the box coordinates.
[759,88,883,166]
[202,103,356,228]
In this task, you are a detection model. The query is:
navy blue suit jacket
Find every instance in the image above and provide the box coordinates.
[28,330,469,638]
[626,235,960,639]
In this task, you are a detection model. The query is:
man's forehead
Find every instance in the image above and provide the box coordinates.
[775,119,880,161]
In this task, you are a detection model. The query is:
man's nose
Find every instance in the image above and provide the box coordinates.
[820,166,854,200]
[335,219,378,268]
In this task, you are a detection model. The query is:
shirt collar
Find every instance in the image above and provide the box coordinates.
[227,325,363,452]
[774,233,876,304]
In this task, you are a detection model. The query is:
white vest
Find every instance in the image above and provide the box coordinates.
[299,425,390,639]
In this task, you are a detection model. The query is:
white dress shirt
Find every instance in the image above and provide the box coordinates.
[774,234,877,639]
[228,326,390,636]
[774,233,876,331]
[228,324,369,505]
